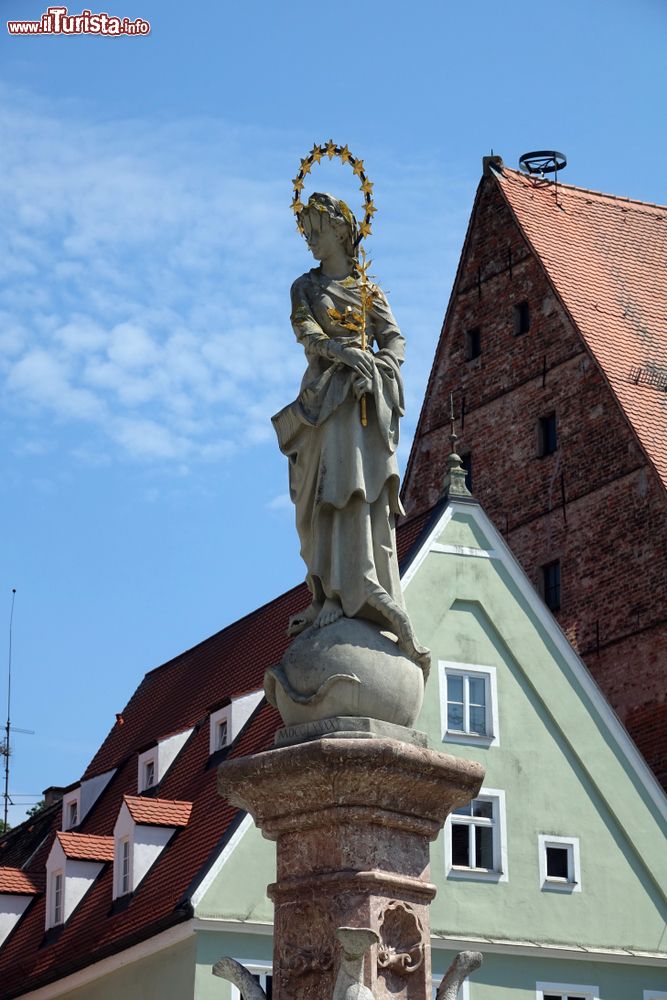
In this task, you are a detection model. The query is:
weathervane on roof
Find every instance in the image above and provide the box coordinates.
[519,150,567,205]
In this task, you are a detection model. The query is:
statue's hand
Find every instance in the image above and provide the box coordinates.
[353,374,373,400]
[340,346,374,379]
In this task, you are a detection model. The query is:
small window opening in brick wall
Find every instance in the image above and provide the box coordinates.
[465,327,481,360]
[513,300,530,335]
[460,452,473,492]
[542,560,561,611]
[537,413,557,456]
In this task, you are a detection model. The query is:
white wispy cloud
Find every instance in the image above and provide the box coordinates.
[0,86,473,469]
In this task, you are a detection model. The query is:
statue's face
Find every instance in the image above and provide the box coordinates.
[303,211,341,262]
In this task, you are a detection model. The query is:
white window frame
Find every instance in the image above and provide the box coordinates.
[137,748,158,792]
[538,834,581,893]
[536,982,599,1000]
[229,960,272,1000]
[439,661,499,748]
[445,787,508,883]
[143,758,156,789]
[210,705,232,754]
[433,976,469,1000]
[118,837,131,896]
[61,789,80,831]
[52,870,64,926]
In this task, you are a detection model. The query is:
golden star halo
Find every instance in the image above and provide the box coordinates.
[291,141,377,245]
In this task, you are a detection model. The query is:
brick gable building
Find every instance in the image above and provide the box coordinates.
[402,158,667,787]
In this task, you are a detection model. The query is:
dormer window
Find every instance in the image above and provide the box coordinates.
[119,838,131,896]
[208,690,263,756]
[45,833,113,929]
[216,718,229,750]
[143,759,156,789]
[61,789,81,831]
[67,800,78,828]
[137,728,192,793]
[52,871,64,925]
[112,796,192,900]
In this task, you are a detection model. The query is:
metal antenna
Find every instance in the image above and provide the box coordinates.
[3,589,16,831]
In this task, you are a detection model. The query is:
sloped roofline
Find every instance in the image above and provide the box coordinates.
[489,164,667,496]
[427,497,667,826]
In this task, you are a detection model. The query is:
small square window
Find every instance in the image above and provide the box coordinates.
[143,759,156,789]
[216,719,229,750]
[546,846,570,879]
[465,327,481,360]
[538,835,581,892]
[538,412,558,456]
[513,300,530,335]
[542,560,561,611]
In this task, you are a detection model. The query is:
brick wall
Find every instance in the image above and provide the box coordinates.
[403,175,667,787]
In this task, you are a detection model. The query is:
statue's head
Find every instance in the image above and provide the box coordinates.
[301,192,358,268]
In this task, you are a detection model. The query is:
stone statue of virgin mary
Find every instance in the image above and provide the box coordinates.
[272,193,429,674]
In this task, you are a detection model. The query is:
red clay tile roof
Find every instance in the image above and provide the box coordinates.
[0,867,41,895]
[123,796,192,827]
[495,166,667,491]
[56,832,115,862]
[0,511,436,998]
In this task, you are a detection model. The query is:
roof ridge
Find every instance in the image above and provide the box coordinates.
[500,166,667,214]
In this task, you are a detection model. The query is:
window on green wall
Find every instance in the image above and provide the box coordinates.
[536,985,599,1000]
[445,788,508,883]
[439,663,499,748]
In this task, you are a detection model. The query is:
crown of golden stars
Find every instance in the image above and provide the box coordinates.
[291,140,376,241]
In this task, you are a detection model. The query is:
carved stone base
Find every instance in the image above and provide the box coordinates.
[217,737,484,1000]
[274,716,428,748]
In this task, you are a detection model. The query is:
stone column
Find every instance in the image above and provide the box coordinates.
[218,737,484,1000]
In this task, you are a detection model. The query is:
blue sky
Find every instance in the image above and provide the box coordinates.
[1,0,666,824]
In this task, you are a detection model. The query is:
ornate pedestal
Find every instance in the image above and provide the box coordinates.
[217,737,484,1000]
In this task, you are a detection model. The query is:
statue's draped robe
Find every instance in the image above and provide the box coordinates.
[272,268,413,642]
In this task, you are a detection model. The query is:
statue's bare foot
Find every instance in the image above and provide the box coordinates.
[287,602,321,637]
[313,598,344,628]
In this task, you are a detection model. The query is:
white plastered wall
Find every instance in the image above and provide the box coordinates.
[0,894,33,945]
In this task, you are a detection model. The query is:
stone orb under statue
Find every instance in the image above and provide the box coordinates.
[264,617,425,730]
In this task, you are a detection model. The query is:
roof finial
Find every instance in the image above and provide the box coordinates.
[443,394,472,499]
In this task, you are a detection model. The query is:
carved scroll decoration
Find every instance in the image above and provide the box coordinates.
[376,901,425,976]
[281,902,334,976]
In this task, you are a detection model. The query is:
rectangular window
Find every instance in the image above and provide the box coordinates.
[538,412,558,456]
[542,560,561,611]
[446,789,507,882]
[538,835,581,892]
[440,663,498,748]
[465,327,481,360]
[53,871,64,925]
[513,300,530,335]
[120,839,130,896]
[537,984,598,1000]
[216,719,229,750]
[68,800,78,828]
[447,673,488,736]
[230,967,273,1000]
[143,759,155,789]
